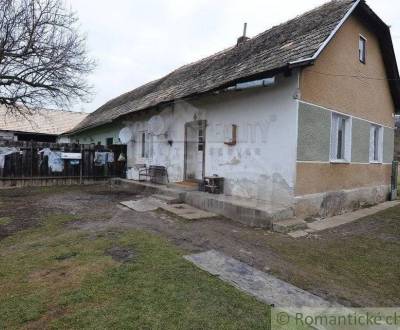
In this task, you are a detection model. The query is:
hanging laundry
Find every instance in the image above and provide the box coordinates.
[48,151,64,172]
[38,148,51,157]
[94,152,107,166]
[117,153,126,162]
[0,147,18,169]
[38,148,52,169]
[69,160,80,166]
[107,152,115,163]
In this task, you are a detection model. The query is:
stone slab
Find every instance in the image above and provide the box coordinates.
[184,250,334,308]
[151,194,181,204]
[308,200,400,232]
[157,203,217,220]
[120,199,159,212]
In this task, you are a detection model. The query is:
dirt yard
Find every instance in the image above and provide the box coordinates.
[0,184,399,327]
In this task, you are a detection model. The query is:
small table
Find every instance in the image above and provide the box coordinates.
[204,176,224,194]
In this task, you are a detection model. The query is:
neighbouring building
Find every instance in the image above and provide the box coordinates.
[69,121,124,146]
[0,106,87,143]
[68,0,400,219]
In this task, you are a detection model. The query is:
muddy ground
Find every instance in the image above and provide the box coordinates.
[1,184,399,307]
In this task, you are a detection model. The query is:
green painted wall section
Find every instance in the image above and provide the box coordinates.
[383,128,394,164]
[297,102,394,164]
[297,102,331,162]
[71,122,124,146]
[351,118,370,163]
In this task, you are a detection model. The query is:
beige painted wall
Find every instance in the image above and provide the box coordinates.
[300,15,395,128]
[295,163,391,196]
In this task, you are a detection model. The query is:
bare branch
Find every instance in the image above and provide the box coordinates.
[0,0,95,113]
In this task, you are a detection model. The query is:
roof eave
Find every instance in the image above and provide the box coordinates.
[289,0,361,67]
[0,129,58,136]
[66,119,114,135]
[69,65,295,133]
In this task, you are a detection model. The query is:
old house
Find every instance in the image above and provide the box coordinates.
[68,0,399,220]
[0,106,87,143]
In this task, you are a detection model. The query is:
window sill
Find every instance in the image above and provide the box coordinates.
[330,159,350,164]
[369,161,383,165]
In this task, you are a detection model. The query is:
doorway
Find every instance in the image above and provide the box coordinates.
[184,120,206,181]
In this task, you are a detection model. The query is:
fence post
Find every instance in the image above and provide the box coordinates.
[80,144,83,185]
[391,160,398,201]
[30,141,33,177]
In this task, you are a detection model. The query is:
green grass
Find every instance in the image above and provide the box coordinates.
[0,213,271,329]
[259,206,400,307]
[0,217,12,225]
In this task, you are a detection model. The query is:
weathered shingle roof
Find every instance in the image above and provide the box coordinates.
[70,0,368,133]
[0,106,88,135]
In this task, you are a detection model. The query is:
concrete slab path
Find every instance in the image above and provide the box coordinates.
[185,250,335,308]
[307,200,400,232]
[121,196,217,220]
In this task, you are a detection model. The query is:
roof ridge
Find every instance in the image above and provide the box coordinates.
[70,0,369,133]
[252,0,356,40]
[92,1,357,112]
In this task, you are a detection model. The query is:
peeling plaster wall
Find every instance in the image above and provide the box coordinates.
[199,75,299,206]
[125,73,299,205]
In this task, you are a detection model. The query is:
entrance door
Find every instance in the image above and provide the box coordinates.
[184,120,206,181]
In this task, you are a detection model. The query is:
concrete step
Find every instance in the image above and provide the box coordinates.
[184,191,294,229]
[167,182,199,192]
[272,218,308,234]
[157,188,186,201]
[151,194,182,204]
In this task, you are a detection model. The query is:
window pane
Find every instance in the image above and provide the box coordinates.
[336,117,346,159]
[198,128,204,151]
[359,37,366,63]
[106,137,113,146]
[141,133,146,158]
[373,126,379,161]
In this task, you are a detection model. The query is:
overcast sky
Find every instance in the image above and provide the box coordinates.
[67,0,400,113]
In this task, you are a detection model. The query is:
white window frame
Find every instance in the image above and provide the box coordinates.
[369,124,383,163]
[359,35,367,64]
[330,113,352,163]
[139,131,153,159]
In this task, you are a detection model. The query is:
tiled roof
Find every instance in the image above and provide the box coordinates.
[70,0,375,133]
[0,106,88,135]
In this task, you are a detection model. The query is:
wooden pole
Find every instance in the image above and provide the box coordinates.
[80,144,83,185]
[30,141,33,177]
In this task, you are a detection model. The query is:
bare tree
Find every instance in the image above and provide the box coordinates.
[0,0,95,114]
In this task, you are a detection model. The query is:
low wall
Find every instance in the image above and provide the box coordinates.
[0,177,111,189]
[295,185,391,219]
